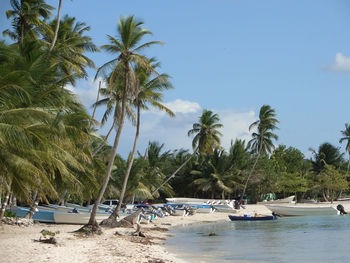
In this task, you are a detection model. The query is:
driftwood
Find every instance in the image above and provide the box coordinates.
[34,237,57,245]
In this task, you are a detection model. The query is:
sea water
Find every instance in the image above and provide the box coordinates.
[166,215,350,262]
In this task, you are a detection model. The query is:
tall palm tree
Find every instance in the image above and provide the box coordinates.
[102,61,174,225]
[86,16,162,228]
[188,109,223,155]
[242,105,279,202]
[3,0,53,43]
[49,0,62,51]
[43,15,97,85]
[147,109,223,199]
[340,123,350,176]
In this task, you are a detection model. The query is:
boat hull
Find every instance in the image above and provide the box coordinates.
[228,215,277,221]
[12,207,109,224]
[265,205,339,216]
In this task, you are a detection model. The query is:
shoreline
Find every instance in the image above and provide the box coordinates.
[1,202,349,263]
[0,204,272,263]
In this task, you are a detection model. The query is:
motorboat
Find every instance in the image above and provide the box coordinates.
[228,215,277,221]
[265,204,339,216]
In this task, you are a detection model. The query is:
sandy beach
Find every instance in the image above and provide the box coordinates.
[1,203,348,263]
[0,205,273,263]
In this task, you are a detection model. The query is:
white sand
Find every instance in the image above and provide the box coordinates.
[0,202,347,263]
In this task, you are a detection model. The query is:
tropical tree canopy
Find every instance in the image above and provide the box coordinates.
[188,109,223,155]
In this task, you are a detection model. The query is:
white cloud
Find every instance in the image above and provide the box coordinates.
[327,52,350,72]
[67,79,257,156]
[218,110,256,150]
[164,99,201,113]
[65,78,106,110]
[118,103,257,156]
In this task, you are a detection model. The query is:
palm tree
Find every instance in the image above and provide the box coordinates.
[340,123,350,176]
[43,15,97,85]
[102,61,174,224]
[86,16,162,229]
[146,109,223,199]
[311,143,344,174]
[0,40,95,219]
[192,149,234,199]
[49,0,62,51]
[242,105,279,202]
[3,0,53,43]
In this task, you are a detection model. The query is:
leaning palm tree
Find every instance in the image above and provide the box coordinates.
[340,123,350,176]
[86,16,162,229]
[49,0,62,51]
[146,109,223,200]
[101,61,174,225]
[242,105,279,202]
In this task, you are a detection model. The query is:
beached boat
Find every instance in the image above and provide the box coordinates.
[166,197,235,212]
[265,204,339,216]
[12,206,109,224]
[257,195,295,204]
[228,215,277,221]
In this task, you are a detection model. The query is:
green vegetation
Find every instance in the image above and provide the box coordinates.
[1,1,350,231]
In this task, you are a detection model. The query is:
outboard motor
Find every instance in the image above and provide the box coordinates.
[337,204,347,215]
[234,200,240,210]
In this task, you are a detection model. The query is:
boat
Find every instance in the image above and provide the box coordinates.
[257,195,295,204]
[228,215,277,221]
[167,203,215,213]
[11,206,110,224]
[265,204,340,216]
[166,197,235,212]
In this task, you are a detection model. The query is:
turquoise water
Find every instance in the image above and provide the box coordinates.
[166,216,350,262]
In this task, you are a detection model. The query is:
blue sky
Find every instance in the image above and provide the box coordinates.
[1,0,350,158]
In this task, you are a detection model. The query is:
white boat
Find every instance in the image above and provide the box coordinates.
[258,195,295,204]
[166,197,235,212]
[12,206,110,224]
[172,209,187,216]
[53,212,109,224]
[265,204,339,216]
[166,197,232,204]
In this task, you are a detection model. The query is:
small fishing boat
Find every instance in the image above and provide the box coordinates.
[166,198,236,213]
[11,206,109,224]
[228,215,277,221]
[257,195,295,204]
[265,204,339,216]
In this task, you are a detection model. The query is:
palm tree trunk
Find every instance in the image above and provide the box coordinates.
[20,23,24,44]
[92,120,115,157]
[87,65,129,227]
[142,148,198,203]
[107,104,141,222]
[24,193,40,219]
[87,95,127,226]
[58,189,68,206]
[322,189,329,202]
[90,81,101,127]
[240,151,261,203]
[0,189,10,220]
[49,0,63,51]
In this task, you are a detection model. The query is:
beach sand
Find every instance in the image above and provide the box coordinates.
[1,202,347,263]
